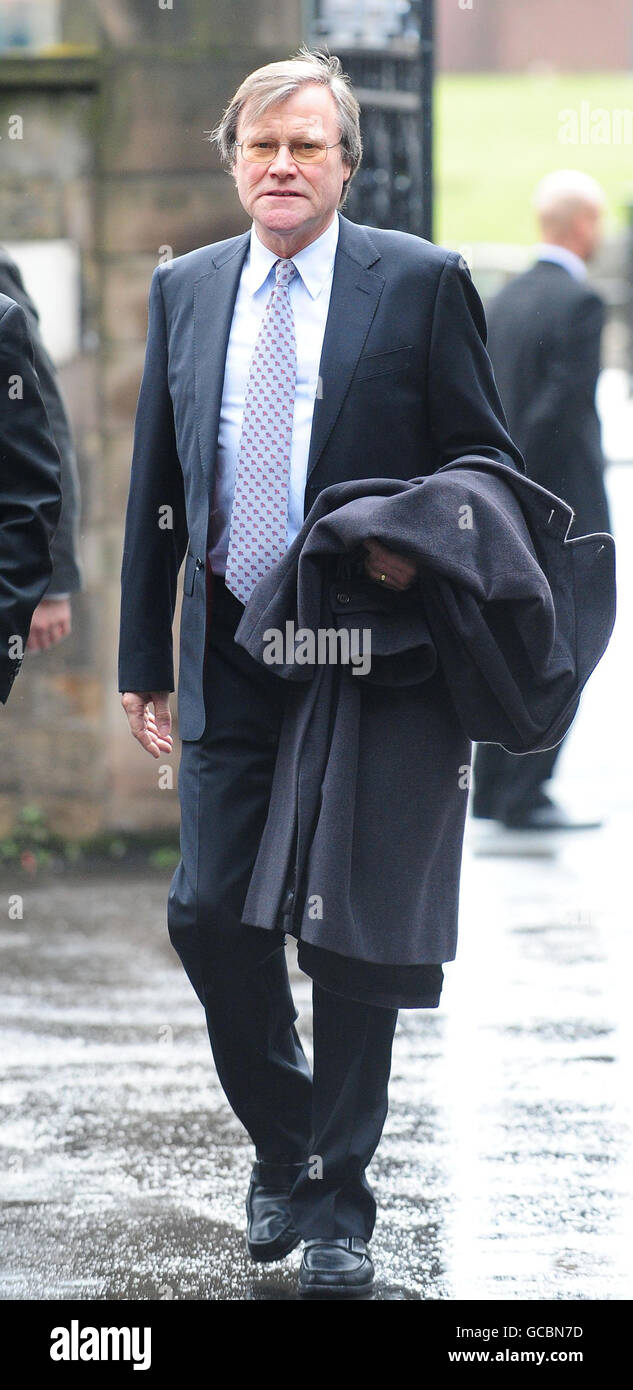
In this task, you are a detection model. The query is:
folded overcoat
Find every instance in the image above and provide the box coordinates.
[233,456,616,967]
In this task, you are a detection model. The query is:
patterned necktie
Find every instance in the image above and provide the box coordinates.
[224,256,298,605]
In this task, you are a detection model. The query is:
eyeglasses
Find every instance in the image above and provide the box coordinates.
[235,138,342,165]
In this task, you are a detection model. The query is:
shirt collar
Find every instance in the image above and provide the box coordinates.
[243,210,340,299]
[535,242,588,280]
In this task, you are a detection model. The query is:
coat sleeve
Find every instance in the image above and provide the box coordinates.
[0,299,63,703]
[118,265,188,694]
[427,251,526,476]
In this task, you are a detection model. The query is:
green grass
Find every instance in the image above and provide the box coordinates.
[435,72,633,246]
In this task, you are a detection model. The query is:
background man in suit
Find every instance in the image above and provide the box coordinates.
[0,248,82,653]
[118,47,524,1297]
[0,293,63,705]
[471,170,611,832]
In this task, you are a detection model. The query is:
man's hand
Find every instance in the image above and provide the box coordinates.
[26,598,72,651]
[362,538,419,591]
[121,690,173,759]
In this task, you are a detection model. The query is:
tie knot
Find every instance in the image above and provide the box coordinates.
[275,257,296,287]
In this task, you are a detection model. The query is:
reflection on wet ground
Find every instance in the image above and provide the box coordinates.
[0,815,631,1300]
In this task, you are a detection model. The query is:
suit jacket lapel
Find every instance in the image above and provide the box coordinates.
[306,214,385,481]
[193,231,250,496]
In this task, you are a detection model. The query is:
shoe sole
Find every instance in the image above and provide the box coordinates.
[298,1277,374,1299]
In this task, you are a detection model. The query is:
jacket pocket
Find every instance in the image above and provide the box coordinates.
[353,344,413,381]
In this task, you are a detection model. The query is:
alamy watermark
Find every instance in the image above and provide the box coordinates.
[558,101,632,145]
[263,622,372,675]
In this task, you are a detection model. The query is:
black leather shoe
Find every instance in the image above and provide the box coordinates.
[245,1159,303,1263]
[503,801,602,831]
[298,1237,374,1298]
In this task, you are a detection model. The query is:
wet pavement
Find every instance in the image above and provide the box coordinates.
[1,464,632,1302]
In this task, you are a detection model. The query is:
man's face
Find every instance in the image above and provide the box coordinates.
[232,82,352,250]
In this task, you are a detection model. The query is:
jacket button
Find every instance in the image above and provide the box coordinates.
[336,591,350,604]
[195,557,204,570]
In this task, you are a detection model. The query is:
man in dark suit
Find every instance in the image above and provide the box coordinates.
[471,170,611,832]
[118,47,524,1297]
[0,293,63,705]
[0,248,83,652]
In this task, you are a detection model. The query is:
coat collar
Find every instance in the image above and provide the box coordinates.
[193,214,385,498]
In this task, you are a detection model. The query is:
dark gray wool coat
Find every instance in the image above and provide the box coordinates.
[233,456,616,968]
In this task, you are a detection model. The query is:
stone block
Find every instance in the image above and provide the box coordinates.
[0,93,95,178]
[100,173,244,254]
[101,429,137,517]
[101,342,146,430]
[0,177,64,238]
[95,2,302,51]
[101,258,156,341]
[99,58,248,174]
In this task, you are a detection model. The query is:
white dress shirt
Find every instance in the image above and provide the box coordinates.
[207,210,340,575]
[535,242,588,281]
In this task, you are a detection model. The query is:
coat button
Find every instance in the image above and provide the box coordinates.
[195,557,204,570]
[336,591,350,604]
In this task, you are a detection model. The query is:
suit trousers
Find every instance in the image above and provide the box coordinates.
[471,738,562,820]
[167,573,399,1239]
[471,462,611,822]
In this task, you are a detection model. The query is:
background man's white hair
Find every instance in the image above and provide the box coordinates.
[534,169,607,231]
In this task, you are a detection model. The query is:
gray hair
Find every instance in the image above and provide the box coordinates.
[208,45,362,209]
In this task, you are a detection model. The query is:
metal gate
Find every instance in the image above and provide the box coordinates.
[305,0,434,240]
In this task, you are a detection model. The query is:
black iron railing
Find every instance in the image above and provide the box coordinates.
[306,0,434,240]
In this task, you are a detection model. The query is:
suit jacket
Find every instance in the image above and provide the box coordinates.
[233,460,615,966]
[118,214,525,739]
[0,294,63,703]
[0,251,82,598]
[485,260,610,537]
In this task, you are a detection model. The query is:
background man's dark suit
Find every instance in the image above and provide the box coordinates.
[118,213,525,1242]
[0,293,63,703]
[472,259,611,824]
[0,249,82,599]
